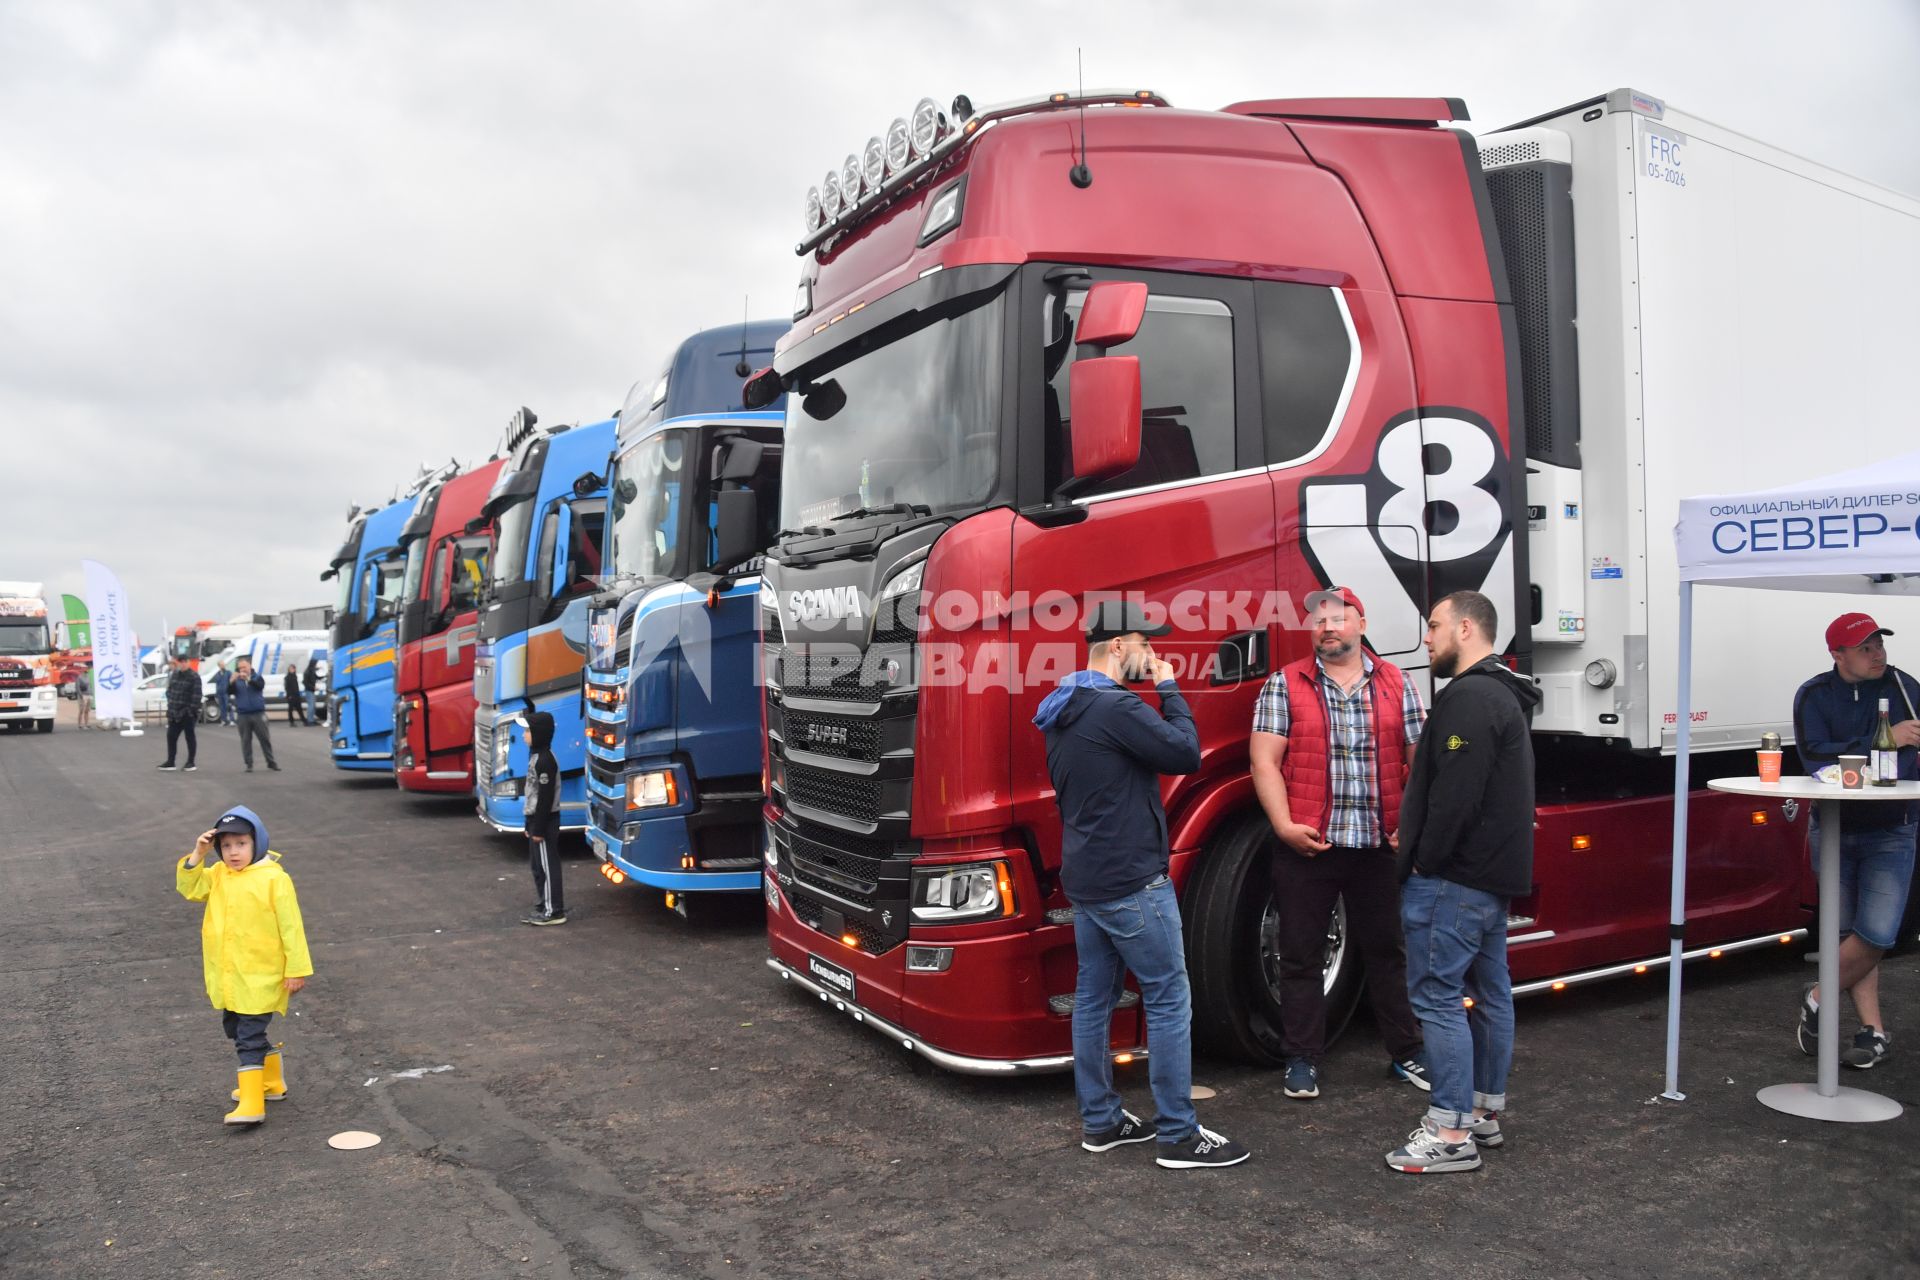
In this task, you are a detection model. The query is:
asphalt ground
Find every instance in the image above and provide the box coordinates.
[3,702,1918,1280]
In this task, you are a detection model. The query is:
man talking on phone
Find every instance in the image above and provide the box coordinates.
[1032,598,1250,1170]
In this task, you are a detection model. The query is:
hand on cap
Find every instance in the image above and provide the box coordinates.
[187,830,215,867]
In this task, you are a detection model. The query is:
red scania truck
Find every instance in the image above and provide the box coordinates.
[751,88,1920,1071]
[394,459,504,793]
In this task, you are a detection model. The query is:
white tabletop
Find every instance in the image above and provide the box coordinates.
[1707,776,1920,800]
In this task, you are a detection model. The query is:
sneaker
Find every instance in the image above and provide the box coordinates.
[1843,1026,1891,1070]
[267,763,281,772]
[245,766,254,773]
[1283,1058,1319,1099]
[1468,1112,1504,1148]
[157,763,177,770]
[1155,1126,1250,1169]
[1386,1123,1483,1174]
[1796,985,1818,1056]
[1082,1110,1157,1152]
[184,764,197,772]
[523,911,567,927]
[1390,1051,1433,1093]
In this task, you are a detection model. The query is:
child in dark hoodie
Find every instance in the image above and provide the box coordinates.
[175,805,313,1125]
[522,711,566,926]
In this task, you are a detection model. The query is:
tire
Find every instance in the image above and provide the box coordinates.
[1184,811,1363,1066]
[201,698,221,724]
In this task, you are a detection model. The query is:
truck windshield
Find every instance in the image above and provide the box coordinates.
[489,495,537,589]
[0,623,49,654]
[333,566,355,615]
[780,292,1002,531]
[607,428,692,583]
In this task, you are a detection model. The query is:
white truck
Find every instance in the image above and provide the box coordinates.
[1474,91,1920,752]
[0,582,58,734]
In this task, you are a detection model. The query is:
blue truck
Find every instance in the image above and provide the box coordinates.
[583,321,787,908]
[324,487,426,770]
[473,410,617,833]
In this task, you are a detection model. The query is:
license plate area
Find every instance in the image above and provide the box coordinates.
[806,953,856,1003]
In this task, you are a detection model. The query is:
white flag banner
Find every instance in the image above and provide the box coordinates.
[82,559,138,722]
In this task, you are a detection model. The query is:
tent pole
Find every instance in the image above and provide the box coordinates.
[1662,580,1694,1102]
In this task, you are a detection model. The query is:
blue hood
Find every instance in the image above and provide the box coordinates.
[1032,670,1122,732]
[217,804,271,864]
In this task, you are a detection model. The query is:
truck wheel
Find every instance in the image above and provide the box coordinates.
[1184,812,1363,1066]
[201,699,221,724]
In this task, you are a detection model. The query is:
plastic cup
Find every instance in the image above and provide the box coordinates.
[1839,754,1868,789]
[1757,749,1783,783]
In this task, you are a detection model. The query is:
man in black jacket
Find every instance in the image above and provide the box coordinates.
[522,711,566,926]
[157,657,202,771]
[282,669,305,726]
[1386,590,1540,1175]
[1032,599,1249,1170]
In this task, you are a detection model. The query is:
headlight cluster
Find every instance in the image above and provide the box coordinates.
[911,860,1016,923]
[627,769,679,810]
[804,97,958,236]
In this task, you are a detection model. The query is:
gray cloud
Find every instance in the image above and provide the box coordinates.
[4,0,1915,640]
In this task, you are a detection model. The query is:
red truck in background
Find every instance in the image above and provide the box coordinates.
[394,459,503,794]
[739,86,1920,1073]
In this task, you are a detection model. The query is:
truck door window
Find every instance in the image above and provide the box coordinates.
[1050,293,1238,498]
[429,544,451,612]
[1254,282,1356,467]
[533,508,561,601]
[566,501,606,596]
[448,534,490,614]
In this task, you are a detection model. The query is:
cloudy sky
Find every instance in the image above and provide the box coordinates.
[5,0,1916,645]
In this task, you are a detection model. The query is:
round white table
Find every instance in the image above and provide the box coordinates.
[1708,776,1915,1123]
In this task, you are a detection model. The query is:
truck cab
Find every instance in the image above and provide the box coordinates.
[582,321,789,905]
[0,583,57,733]
[394,459,504,792]
[324,491,420,769]
[473,411,616,833]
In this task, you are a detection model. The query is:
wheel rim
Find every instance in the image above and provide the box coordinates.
[1258,894,1348,999]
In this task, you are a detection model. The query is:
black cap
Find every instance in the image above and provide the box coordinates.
[212,814,253,838]
[1085,598,1173,644]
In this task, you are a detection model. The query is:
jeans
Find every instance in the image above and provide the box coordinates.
[1808,817,1917,951]
[237,713,277,768]
[1402,874,1514,1129]
[164,719,197,766]
[221,1010,274,1068]
[1271,844,1424,1062]
[1071,875,1197,1144]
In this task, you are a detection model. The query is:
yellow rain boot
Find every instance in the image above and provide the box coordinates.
[231,1049,288,1102]
[224,1068,267,1125]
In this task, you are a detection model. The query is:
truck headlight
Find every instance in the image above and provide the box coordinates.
[877,559,924,603]
[911,860,1015,922]
[627,769,679,810]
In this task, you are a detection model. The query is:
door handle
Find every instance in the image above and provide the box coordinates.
[1211,630,1269,687]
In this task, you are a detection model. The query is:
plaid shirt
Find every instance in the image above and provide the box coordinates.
[1251,653,1427,849]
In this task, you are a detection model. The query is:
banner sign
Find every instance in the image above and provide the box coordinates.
[81,560,137,722]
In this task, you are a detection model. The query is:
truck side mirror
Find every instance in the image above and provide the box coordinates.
[717,438,764,483]
[714,488,761,569]
[742,365,782,410]
[1067,356,1143,484]
[1074,280,1148,347]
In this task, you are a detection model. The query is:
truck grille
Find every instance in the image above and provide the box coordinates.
[786,885,896,955]
[473,719,494,768]
[788,827,887,904]
[780,709,879,763]
[588,754,623,792]
[785,762,880,824]
[868,592,922,645]
[777,650,887,701]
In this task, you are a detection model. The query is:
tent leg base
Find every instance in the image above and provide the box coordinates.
[1660,1090,1686,1102]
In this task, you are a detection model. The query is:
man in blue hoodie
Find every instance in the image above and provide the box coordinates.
[1033,599,1250,1170]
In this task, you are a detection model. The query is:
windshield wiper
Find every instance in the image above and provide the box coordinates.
[829,503,932,522]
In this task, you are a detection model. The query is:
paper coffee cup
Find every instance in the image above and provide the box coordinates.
[1839,754,1868,789]
[1757,749,1782,782]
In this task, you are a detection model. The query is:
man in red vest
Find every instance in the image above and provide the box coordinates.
[1250,586,1430,1101]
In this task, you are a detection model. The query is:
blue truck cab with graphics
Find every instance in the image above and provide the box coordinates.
[325,492,419,770]
[585,321,787,901]
[473,410,617,833]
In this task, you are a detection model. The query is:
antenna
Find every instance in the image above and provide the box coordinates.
[1070,48,1092,189]
[733,295,752,378]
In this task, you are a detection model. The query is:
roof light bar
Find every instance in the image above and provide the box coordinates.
[795,88,1168,255]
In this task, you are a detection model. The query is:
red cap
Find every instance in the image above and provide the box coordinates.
[1826,612,1892,651]
[1304,586,1365,618]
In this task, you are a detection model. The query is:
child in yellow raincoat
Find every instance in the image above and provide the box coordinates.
[176,805,313,1125]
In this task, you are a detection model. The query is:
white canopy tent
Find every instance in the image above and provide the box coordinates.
[1665,450,1920,1098]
